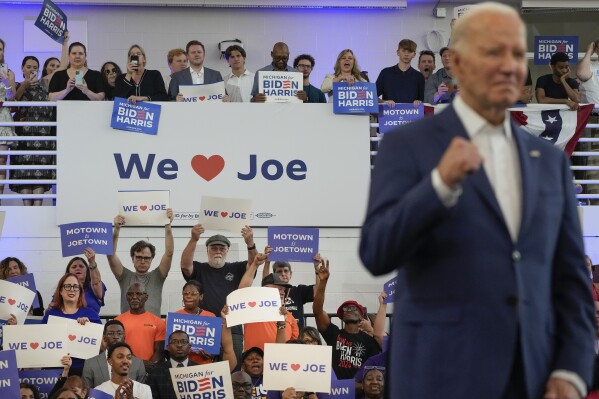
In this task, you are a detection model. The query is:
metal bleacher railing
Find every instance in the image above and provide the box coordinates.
[1,101,598,204]
[0,101,57,202]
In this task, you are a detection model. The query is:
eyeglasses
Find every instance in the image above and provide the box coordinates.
[134,256,153,262]
[183,291,200,297]
[169,339,189,346]
[104,68,117,75]
[62,284,81,291]
[105,331,125,337]
[232,383,252,390]
[297,64,312,70]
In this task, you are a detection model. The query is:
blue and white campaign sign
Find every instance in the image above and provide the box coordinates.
[0,279,35,324]
[534,36,579,65]
[333,82,378,114]
[47,315,104,359]
[226,287,283,327]
[117,190,170,226]
[199,196,252,233]
[264,343,332,393]
[3,324,67,368]
[330,375,355,398]
[169,361,233,399]
[111,97,161,135]
[7,273,40,309]
[179,82,226,103]
[378,103,424,133]
[0,350,20,399]
[34,0,67,44]
[268,227,319,263]
[165,312,222,355]
[59,221,113,257]
[19,369,61,399]
[88,388,113,399]
[56,102,371,227]
[259,71,303,103]
[383,275,398,304]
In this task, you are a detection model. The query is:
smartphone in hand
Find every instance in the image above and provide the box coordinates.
[0,64,8,79]
[130,55,139,70]
[75,70,83,85]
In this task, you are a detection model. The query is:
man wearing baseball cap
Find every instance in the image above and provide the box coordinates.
[180,224,258,364]
[313,258,380,380]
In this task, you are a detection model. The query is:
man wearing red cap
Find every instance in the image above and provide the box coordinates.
[312,259,380,380]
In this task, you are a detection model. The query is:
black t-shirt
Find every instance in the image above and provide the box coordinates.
[320,323,381,380]
[535,74,579,100]
[185,261,247,316]
[283,284,314,329]
[49,69,106,100]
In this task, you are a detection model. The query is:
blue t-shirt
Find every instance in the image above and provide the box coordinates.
[83,282,106,315]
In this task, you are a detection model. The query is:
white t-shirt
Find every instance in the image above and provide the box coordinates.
[96,379,153,399]
[580,60,599,104]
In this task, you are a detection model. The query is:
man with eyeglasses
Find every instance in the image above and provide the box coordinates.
[181,224,257,363]
[250,42,307,103]
[82,320,146,388]
[108,210,174,317]
[293,54,326,104]
[115,283,166,368]
[146,330,198,399]
[231,370,253,399]
[312,259,380,380]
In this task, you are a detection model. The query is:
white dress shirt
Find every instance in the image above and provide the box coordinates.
[190,66,205,85]
[224,69,255,102]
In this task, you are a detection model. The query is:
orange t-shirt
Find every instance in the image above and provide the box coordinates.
[175,308,217,365]
[115,311,166,361]
[243,312,299,351]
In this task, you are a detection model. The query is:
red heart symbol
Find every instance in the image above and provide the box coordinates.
[221,212,228,218]
[30,342,39,350]
[291,363,301,371]
[8,298,16,305]
[190,155,225,182]
[140,205,147,211]
[199,96,206,101]
[68,335,76,341]
[248,302,256,307]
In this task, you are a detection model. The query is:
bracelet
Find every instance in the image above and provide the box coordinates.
[247,244,256,250]
[88,263,98,270]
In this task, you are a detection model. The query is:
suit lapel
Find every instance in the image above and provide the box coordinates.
[433,106,506,226]
[512,122,539,241]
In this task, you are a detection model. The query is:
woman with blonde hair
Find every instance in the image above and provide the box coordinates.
[320,49,368,100]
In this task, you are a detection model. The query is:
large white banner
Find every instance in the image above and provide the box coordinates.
[56,103,370,226]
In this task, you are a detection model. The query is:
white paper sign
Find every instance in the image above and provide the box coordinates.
[263,343,332,393]
[199,196,252,233]
[179,82,226,103]
[225,287,283,327]
[0,279,36,324]
[259,71,303,103]
[47,315,104,359]
[3,324,68,368]
[117,190,170,226]
[169,361,233,399]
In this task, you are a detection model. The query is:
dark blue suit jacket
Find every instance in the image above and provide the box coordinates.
[360,104,595,399]
[168,67,223,100]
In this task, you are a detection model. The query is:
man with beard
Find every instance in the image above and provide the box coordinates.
[181,226,257,362]
[536,51,581,110]
[96,342,153,399]
[312,259,380,380]
[169,40,223,101]
[82,320,146,388]
[250,42,307,103]
[232,370,253,399]
[145,330,198,399]
[115,283,166,368]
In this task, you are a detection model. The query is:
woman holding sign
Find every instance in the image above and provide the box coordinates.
[320,49,368,101]
[113,44,167,104]
[49,42,105,101]
[63,248,106,316]
[42,273,102,375]
[0,256,44,316]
